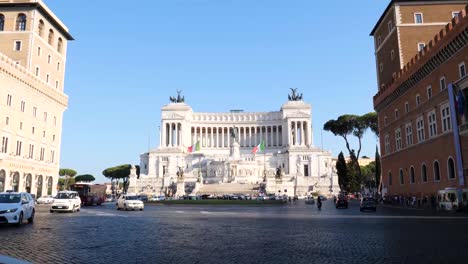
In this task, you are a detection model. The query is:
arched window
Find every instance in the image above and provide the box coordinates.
[434,161,441,181]
[421,164,427,182]
[410,167,415,184]
[0,14,5,31]
[388,171,393,186]
[448,158,456,179]
[48,29,54,45]
[399,169,405,185]
[57,38,63,53]
[38,20,45,37]
[16,13,27,31]
[36,175,43,198]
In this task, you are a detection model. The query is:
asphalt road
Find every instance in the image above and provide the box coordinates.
[1,200,468,264]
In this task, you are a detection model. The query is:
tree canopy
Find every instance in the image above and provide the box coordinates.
[75,174,96,183]
[59,168,77,177]
[102,164,140,194]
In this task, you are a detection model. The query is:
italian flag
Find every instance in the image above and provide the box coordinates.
[252,140,265,154]
[188,141,201,153]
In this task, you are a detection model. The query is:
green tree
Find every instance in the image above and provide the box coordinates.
[336,152,349,192]
[75,174,96,183]
[323,112,378,187]
[375,146,381,191]
[58,177,75,191]
[102,164,140,194]
[58,168,77,190]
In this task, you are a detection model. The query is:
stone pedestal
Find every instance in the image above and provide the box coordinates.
[176,180,185,197]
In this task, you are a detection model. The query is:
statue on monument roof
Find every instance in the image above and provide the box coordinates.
[288,88,303,101]
[170,89,185,103]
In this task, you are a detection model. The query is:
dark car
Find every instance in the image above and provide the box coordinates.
[335,196,348,209]
[138,195,148,202]
[360,197,377,212]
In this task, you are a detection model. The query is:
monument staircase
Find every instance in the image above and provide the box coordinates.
[196,183,260,195]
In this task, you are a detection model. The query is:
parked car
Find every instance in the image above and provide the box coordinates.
[37,195,54,204]
[138,195,149,202]
[149,196,166,202]
[50,191,81,213]
[0,191,35,226]
[360,197,377,212]
[335,195,349,209]
[105,195,114,202]
[116,194,144,211]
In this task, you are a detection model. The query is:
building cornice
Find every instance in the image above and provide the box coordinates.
[0,51,68,108]
[374,8,468,111]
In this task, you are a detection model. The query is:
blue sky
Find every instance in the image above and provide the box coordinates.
[46,0,388,183]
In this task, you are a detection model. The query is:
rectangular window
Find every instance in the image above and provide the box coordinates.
[42,131,46,138]
[1,137,8,153]
[304,165,309,177]
[54,116,57,126]
[418,43,425,52]
[44,112,47,122]
[48,55,51,64]
[414,13,423,24]
[453,11,461,18]
[32,127,35,134]
[377,36,382,47]
[19,122,22,130]
[440,77,446,91]
[57,62,61,71]
[40,147,45,161]
[405,102,410,113]
[14,41,21,51]
[55,81,59,89]
[15,141,22,156]
[384,134,390,154]
[37,47,41,56]
[428,110,437,137]
[391,50,395,61]
[395,128,402,151]
[441,103,452,132]
[6,94,12,106]
[405,123,413,146]
[20,101,25,112]
[53,135,55,142]
[417,116,425,142]
[5,117,9,125]
[427,86,432,99]
[388,173,393,186]
[380,63,383,73]
[416,95,421,106]
[394,109,399,120]
[35,67,39,77]
[46,74,50,84]
[388,20,393,32]
[33,107,37,117]
[384,116,388,127]
[28,144,34,159]
[459,62,466,78]
[50,150,55,163]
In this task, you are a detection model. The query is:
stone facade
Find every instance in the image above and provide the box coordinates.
[130,95,339,197]
[0,0,72,197]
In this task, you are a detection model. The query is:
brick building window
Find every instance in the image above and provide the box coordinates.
[427,86,432,99]
[395,128,402,151]
[391,50,395,61]
[416,116,425,142]
[448,158,456,180]
[384,134,390,154]
[388,172,393,186]
[399,169,405,185]
[394,109,399,120]
[405,102,410,113]
[441,103,452,132]
[384,116,388,127]
[380,63,384,73]
[416,94,421,106]
[434,161,441,181]
[405,122,413,146]
[428,110,437,138]
[410,167,415,184]
[378,36,382,47]
[440,77,446,91]
[459,62,466,78]
[421,164,427,182]
[418,43,425,52]
[388,20,393,32]
[414,13,423,24]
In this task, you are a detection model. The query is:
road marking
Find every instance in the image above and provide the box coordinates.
[80,209,128,218]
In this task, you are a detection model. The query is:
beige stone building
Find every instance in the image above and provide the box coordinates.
[0,0,73,197]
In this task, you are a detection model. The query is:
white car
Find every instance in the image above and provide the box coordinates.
[116,194,144,211]
[37,195,55,204]
[50,191,81,213]
[0,191,36,226]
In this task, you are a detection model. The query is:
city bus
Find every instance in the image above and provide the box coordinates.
[70,183,107,206]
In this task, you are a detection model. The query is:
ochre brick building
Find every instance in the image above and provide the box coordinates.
[372,0,468,197]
